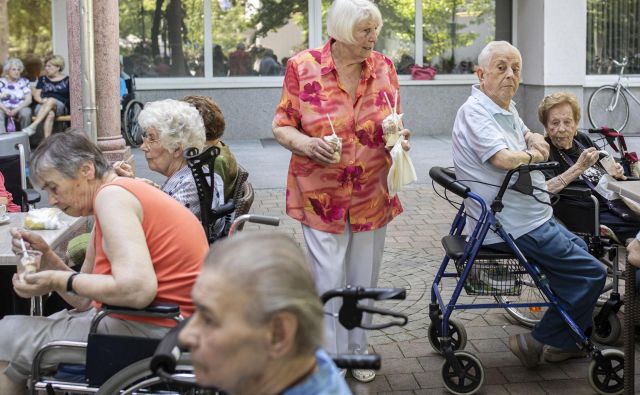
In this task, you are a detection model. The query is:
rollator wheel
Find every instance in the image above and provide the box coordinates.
[592,309,622,345]
[495,273,547,327]
[428,317,467,353]
[588,349,624,395]
[96,355,202,395]
[440,350,485,395]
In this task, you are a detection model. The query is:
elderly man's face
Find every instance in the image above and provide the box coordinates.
[178,270,271,393]
[478,47,521,109]
[546,102,577,150]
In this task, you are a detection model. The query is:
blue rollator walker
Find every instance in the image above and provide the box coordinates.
[428,164,624,395]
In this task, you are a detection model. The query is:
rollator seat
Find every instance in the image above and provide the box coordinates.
[442,234,515,261]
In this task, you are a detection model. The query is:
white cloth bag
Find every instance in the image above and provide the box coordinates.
[387,138,417,196]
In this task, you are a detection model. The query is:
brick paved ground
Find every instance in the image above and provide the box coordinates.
[248,185,640,395]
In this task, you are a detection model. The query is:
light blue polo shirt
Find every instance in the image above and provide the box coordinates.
[452,85,552,244]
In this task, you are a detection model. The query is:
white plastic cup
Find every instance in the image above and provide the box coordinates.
[15,250,42,282]
[600,152,618,175]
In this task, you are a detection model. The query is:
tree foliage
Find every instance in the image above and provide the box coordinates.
[7,0,51,58]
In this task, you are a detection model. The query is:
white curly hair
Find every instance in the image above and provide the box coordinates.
[137,99,205,152]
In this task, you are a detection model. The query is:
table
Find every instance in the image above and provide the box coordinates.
[0,212,88,316]
[606,180,640,395]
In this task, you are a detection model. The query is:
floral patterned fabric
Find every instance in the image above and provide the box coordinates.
[0,77,30,110]
[274,39,403,234]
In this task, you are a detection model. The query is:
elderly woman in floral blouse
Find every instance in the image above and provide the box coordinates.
[272,0,410,384]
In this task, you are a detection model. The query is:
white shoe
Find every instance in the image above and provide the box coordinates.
[351,369,376,383]
[21,126,35,136]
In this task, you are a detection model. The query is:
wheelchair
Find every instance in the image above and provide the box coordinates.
[428,163,624,395]
[120,74,144,148]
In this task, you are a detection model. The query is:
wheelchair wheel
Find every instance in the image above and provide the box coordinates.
[495,274,547,327]
[441,350,484,395]
[428,317,467,353]
[122,100,144,148]
[587,349,624,395]
[592,308,622,346]
[95,355,209,395]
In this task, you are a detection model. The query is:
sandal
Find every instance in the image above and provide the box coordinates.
[351,369,376,383]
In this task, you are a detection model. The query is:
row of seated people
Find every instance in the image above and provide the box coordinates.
[0,55,69,139]
[0,130,348,394]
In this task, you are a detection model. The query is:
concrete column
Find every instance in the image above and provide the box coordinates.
[66,0,82,129]
[51,0,69,67]
[92,0,131,164]
[514,0,587,131]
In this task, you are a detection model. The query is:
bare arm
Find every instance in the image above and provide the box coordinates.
[524,131,550,161]
[489,148,545,170]
[272,123,335,164]
[32,87,43,104]
[545,147,599,194]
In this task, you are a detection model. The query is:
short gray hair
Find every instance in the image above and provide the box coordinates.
[30,129,113,187]
[327,0,383,45]
[477,41,522,69]
[3,58,25,77]
[137,99,205,152]
[204,232,324,356]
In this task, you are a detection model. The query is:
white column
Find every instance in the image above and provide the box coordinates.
[204,0,213,78]
[51,0,69,64]
[308,0,322,48]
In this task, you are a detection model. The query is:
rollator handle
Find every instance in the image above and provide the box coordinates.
[321,286,406,304]
[333,354,381,369]
[150,319,188,375]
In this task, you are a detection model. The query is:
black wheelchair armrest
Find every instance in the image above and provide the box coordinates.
[210,201,235,220]
[26,188,41,204]
[558,185,593,200]
[91,303,181,333]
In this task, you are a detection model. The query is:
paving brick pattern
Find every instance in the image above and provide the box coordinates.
[248,185,640,395]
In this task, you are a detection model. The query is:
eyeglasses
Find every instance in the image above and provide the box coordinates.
[141,131,161,145]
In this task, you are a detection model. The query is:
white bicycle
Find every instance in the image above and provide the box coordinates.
[588,57,640,132]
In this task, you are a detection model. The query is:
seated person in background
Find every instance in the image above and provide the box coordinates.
[453,41,606,368]
[0,170,20,212]
[179,232,351,395]
[538,91,640,242]
[183,95,239,202]
[0,131,208,395]
[628,233,640,293]
[22,55,69,138]
[0,58,32,133]
[114,99,225,231]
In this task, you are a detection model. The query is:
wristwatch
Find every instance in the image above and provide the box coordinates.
[66,272,80,295]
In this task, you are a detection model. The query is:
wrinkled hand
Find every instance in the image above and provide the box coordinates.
[575,147,599,171]
[113,161,135,178]
[612,162,626,180]
[400,129,411,151]
[627,238,640,268]
[303,137,336,165]
[10,228,51,256]
[6,109,15,117]
[12,270,66,298]
[527,134,549,161]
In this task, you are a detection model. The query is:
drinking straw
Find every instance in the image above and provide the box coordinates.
[393,89,398,116]
[382,91,393,114]
[326,113,337,136]
[20,238,28,260]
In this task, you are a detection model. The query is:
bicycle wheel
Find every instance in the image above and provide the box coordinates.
[122,100,144,148]
[588,85,629,131]
[95,355,213,395]
[495,274,547,328]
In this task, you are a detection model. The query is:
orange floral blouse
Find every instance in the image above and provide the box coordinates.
[273,39,403,234]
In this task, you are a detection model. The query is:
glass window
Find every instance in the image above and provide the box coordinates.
[587,0,640,75]
[211,0,308,77]
[422,0,496,75]
[321,0,416,74]
[119,0,204,78]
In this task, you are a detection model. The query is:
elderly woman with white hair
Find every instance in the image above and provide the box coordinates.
[272,0,410,383]
[0,58,32,133]
[115,99,224,231]
[179,232,351,395]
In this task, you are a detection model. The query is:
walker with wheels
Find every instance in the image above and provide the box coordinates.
[428,164,624,395]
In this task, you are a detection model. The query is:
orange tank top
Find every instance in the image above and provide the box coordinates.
[92,178,208,327]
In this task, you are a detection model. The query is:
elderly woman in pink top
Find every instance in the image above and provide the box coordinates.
[272,0,410,383]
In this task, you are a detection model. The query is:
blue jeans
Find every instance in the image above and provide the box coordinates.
[494,218,607,349]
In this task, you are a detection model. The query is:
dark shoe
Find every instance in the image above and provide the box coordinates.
[508,333,543,368]
[542,346,587,363]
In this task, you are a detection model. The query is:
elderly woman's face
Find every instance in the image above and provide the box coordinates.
[6,65,22,81]
[344,19,379,60]
[39,166,95,217]
[140,126,179,177]
[545,102,577,150]
[178,271,271,392]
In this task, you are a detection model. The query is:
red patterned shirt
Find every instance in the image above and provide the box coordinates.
[273,39,403,234]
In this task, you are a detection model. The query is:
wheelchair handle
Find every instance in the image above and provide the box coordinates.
[492,162,559,213]
[228,214,280,236]
[149,319,188,375]
[429,166,470,199]
[321,286,406,304]
[333,354,381,370]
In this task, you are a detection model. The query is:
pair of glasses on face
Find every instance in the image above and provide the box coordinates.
[141,130,160,145]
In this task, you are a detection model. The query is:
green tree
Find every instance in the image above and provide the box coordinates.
[7,0,51,58]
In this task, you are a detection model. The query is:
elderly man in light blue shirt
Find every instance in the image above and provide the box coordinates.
[452,41,606,368]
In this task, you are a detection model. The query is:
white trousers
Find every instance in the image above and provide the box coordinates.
[302,222,387,355]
